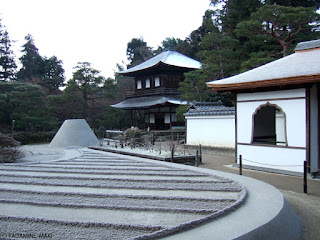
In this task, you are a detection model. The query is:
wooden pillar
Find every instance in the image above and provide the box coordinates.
[235,94,238,164]
[306,88,310,171]
[170,106,172,129]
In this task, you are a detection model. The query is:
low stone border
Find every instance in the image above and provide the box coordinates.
[89,146,197,164]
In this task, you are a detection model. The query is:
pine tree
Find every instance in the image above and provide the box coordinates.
[17,34,43,82]
[126,38,154,68]
[235,5,320,57]
[0,20,17,81]
[39,56,65,94]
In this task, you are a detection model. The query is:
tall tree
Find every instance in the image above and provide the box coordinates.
[179,69,209,102]
[155,37,184,53]
[39,56,65,94]
[17,34,42,82]
[126,38,154,68]
[69,62,115,121]
[235,5,320,56]
[17,35,65,94]
[0,20,17,81]
[210,0,262,36]
[198,10,241,80]
[265,0,320,9]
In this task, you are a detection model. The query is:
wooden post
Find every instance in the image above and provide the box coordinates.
[195,150,199,167]
[171,143,175,162]
[239,155,242,175]
[304,160,308,194]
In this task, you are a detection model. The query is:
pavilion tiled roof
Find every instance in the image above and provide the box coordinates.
[111,96,188,110]
[118,51,201,75]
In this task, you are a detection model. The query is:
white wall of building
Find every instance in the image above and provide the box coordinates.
[237,88,307,173]
[186,115,235,148]
[238,145,305,172]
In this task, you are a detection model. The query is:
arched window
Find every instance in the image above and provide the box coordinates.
[154,77,160,87]
[252,103,287,146]
[145,79,151,88]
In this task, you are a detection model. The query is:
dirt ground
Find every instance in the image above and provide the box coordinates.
[199,151,320,240]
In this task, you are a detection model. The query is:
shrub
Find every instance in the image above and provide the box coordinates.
[123,127,142,140]
[0,132,24,163]
[13,132,56,145]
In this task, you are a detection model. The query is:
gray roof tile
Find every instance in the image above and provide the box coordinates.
[184,102,235,116]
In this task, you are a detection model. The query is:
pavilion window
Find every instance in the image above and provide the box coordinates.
[150,114,155,123]
[171,113,177,122]
[165,113,171,124]
[145,79,151,88]
[154,77,160,87]
[252,104,287,146]
[137,80,142,89]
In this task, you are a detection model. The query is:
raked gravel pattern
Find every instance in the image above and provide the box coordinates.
[0,149,246,240]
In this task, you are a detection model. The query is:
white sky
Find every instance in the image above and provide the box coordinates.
[0,0,211,80]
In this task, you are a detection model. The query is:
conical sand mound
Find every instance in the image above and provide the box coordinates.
[49,119,99,148]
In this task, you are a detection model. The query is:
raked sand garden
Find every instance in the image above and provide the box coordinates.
[0,147,246,239]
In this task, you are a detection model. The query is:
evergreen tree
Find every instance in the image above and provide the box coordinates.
[17,34,42,82]
[69,62,116,122]
[126,38,154,68]
[0,20,17,81]
[198,10,241,80]
[40,56,65,94]
[235,5,320,57]
[17,34,65,93]
[265,0,320,9]
[155,37,184,53]
[210,0,262,36]
[0,82,59,132]
[179,69,209,102]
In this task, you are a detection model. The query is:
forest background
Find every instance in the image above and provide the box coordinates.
[0,0,320,143]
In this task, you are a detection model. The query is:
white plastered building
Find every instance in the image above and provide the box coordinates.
[184,102,235,149]
[207,39,320,175]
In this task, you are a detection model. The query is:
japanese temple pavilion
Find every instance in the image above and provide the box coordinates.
[112,51,201,130]
[207,39,320,175]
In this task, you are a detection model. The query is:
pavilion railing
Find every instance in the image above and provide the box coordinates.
[125,88,180,98]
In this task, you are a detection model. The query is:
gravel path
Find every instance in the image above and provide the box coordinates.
[0,149,246,239]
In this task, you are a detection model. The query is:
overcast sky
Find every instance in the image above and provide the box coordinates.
[0,0,212,80]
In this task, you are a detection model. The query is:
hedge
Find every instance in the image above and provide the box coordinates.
[14,132,56,145]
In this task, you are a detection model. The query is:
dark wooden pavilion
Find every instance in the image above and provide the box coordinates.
[111,51,201,130]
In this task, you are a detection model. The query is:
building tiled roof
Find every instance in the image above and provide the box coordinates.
[111,96,188,110]
[294,39,320,51]
[207,39,320,91]
[184,102,235,117]
[118,51,201,75]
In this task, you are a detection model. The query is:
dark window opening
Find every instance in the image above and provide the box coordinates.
[252,104,287,146]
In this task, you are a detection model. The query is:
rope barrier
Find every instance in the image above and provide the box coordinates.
[236,157,304,167]
[237,154,320,194]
